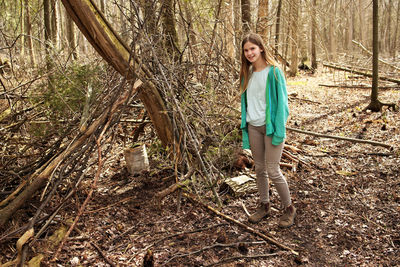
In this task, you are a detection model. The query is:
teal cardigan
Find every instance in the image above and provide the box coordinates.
[241,66,289,148]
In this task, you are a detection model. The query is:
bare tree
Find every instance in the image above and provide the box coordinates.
[241,0,251,34]
[257,0,269,40]
[289,0,298,76]
[366,0,396,112]
[311,0,317,70]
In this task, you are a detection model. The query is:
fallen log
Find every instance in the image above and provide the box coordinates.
[287,127,392,149]
[322,62,400,85]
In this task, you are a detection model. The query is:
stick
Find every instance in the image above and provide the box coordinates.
[183,193,299,256]
[163,241,272,265]
[128,223,228,262]
[319,84,400,90]
[287,127,392,149]
[352,40,400,71]
[205,252,285,267]
[323,62,400,85]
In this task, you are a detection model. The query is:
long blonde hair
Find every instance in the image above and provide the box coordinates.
[239,33,278,93]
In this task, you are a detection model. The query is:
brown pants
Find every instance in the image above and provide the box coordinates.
[248,124,292,208]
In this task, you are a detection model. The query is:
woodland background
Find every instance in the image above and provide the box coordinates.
[0,0,399,266]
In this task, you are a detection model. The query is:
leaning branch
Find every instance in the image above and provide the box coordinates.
[287,127,392,149]
[322,62,400,85]
[352,40,400,71]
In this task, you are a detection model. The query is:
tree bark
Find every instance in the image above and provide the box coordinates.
[311,0,317,70]
[24,0,36,66]
[161,0,180,61]
[66,11,78,60]
[257,0,268,40]
[367,0,380,111]
[274,0,282,57]
[241,0,251,34]
[289,0,298,77]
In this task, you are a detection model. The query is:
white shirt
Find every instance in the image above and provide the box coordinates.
[246,66,270,126]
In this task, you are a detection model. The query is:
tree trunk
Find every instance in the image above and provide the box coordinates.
[257,0,268,40]
[329,2,336,61]
[161,0,180,61]
[367,0,380,111]
[392,1,400,59]
[241,0,251,34]
[66,11,78,60]
[358,0,365,44]
[311,0,317,70]
[289,0,298,77]
[43,0,54,89]
[50,0,58,49]
[24,0,36,66]
[275,0,282,57]
[234,0,241,60]
[20,0,25,57]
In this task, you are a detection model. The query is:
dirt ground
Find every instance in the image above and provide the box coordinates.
[1,69,400,266]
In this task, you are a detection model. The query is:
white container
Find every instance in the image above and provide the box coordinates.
[124,144,149,174]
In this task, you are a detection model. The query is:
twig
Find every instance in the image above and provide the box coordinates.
[183,192,299,256]
[128,223,228,262]
[90,241,117,267]
[52,126,106,260]
[204,252,285,267]
[162,241,268,266]
[287,126,392,149]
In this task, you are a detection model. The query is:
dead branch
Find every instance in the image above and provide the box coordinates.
[183,192,299,256]
[205,252,286,267]
[287,126,392,149]
[0,81,142,228]
[129,223,228,262]
[323,62,400,85]
[163,241,271,265]
[352,40,400,71]
[319,84,400,90]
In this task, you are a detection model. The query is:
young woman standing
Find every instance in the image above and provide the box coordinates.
[240,33,296,228]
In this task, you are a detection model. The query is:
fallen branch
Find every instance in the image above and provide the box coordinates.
[319,84,400,90]
[205,252,286,267]
[183,192,299,256]
[352,40,400,71]
[163,241,271,265]
[323,62,400,85]
[128,223,228,262]
[287,127,392,149]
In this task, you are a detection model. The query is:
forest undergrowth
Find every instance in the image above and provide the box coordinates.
[1,67,399,266]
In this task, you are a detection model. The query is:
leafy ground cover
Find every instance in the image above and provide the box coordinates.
[1,69,399,266]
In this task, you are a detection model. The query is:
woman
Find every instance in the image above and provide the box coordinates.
[240,33,296,228]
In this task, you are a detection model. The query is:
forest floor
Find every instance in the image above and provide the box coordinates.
[1,69,400,266]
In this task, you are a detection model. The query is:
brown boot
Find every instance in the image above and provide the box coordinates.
[248,202,270,223]
[279,205,296,228]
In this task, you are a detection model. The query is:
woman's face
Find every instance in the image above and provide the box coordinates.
[243,41,263,65]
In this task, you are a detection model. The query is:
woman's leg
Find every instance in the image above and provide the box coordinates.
[248,125,269,203]
[264,136,292,208]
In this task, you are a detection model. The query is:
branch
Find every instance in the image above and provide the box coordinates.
[322,62,400,85]
[287,127,392,149]
[183,192,299,256]
[352,40,400,71]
